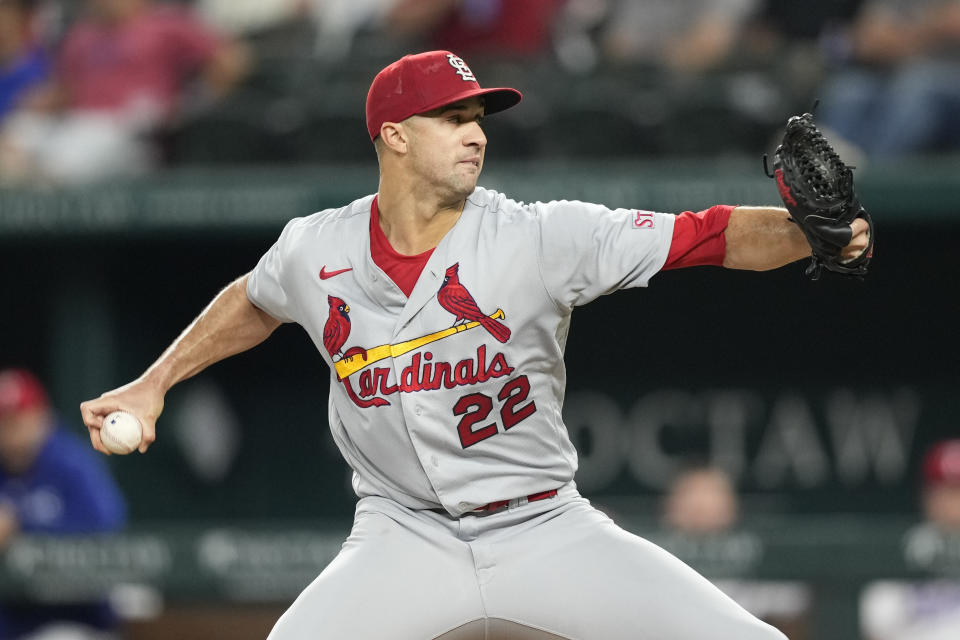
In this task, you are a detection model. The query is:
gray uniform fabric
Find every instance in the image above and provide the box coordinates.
[247,187,673,515]
[250,187,785,639]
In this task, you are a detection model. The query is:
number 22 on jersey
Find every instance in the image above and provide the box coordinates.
[452,375,537,448]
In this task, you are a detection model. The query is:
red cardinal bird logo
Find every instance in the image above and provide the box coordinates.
[323,295,351,360]
[437,263,510,343]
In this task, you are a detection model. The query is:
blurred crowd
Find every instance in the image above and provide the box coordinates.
[0,0,959,185]
[661,456,960,640]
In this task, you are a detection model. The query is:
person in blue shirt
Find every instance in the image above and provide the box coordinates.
[0,0,51,124]
[0,368,127,639]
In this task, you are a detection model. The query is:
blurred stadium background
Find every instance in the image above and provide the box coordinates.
[1,0,959,638]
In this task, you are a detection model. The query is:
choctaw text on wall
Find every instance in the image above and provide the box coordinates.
[563,387,920,492]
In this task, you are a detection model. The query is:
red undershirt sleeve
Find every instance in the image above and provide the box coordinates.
[662,204,735,270]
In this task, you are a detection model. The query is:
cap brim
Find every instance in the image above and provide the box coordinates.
[476,87,523,116]
[419,87,522,118]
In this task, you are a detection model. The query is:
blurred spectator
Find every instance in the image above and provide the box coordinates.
[819,0,960,158]
[601,0,757,71]
[198,0,398,60]
[736,0,864,106]
[860,440,960,640]
[0,368,127,639]
[308,0,402,59]
[0,0,51,124]
[385,0,566,59]
[196,0,305,36]
[0,0,248,185]
[662,465,739,534]
[661,466,812,639]
[921,439,960,533]
[742,0,864,60]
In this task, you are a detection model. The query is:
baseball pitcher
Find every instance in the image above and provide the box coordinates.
[80,51,872,639]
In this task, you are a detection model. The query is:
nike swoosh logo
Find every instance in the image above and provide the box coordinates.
[319,266,353,280]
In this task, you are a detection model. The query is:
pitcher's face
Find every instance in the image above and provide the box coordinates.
[405,97,487,202]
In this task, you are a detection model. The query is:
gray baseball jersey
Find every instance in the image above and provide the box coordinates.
[251,187,787,640]
[247,186,673,516]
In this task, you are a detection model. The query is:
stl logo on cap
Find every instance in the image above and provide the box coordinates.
[447,54,477,82]
[365,50,521,141]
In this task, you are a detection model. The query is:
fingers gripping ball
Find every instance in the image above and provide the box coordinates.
[101,411,143,454]
[766,112,875,279]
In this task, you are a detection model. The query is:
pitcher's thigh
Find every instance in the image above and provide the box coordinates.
[268,510,483,640]
[484,504,785,640]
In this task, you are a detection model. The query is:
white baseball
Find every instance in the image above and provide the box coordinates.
[101,411,143,455]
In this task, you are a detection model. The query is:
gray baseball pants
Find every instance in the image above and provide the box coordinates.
[267,487,787,639]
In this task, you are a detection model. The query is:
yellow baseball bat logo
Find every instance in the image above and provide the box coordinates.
[335,309,505,379]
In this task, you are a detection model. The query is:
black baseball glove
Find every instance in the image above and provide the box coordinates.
[766,112,874,280]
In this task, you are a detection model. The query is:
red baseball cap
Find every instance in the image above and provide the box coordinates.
[365,50,522,141]
[0,369,49,417]
[923,440,960,486]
